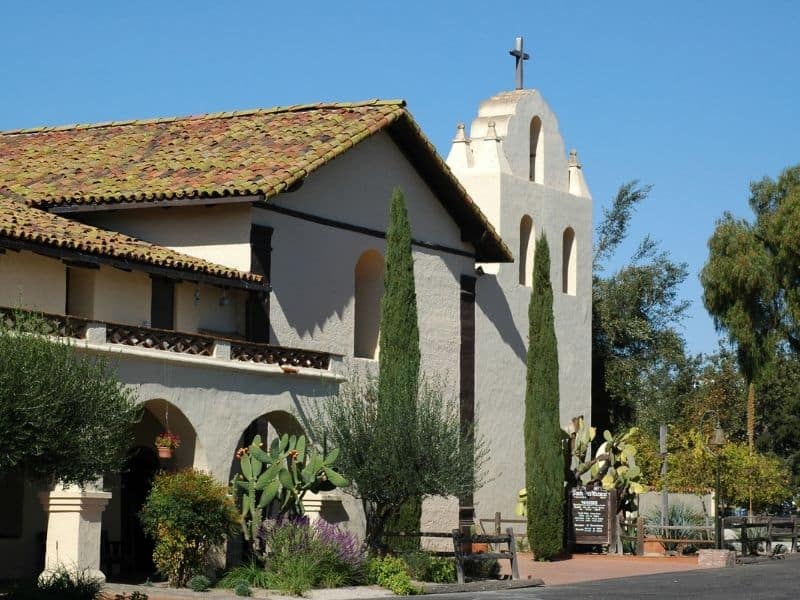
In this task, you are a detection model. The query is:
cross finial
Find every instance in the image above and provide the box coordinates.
[508,36,530,90]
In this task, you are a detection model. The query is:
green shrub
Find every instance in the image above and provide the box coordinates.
[365,555,422,595]
[139,469,240,587]
[130,593,149,600]
[426,556,457,583]
[400,552,456,583]
[266,554,317,596]
[233,581,252,597]
[188,575,211,592]
[463,558,499,580]
[217,562,271,589]
[7,567,103,600]
[400,551,430,581]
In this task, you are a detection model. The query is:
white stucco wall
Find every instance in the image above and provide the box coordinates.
[174,282,246,336]
[261,131,474,370]
[80,204,253,273]
[90,267,151,326]
[258,131,477,533]
[0,251,65,313]
[449,89,593,521]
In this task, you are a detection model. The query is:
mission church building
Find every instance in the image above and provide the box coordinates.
[0,50,591,580]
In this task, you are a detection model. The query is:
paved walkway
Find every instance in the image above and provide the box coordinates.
[503,552,701,586]
[427,555,800,599]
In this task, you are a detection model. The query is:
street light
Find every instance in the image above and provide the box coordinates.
[701,411,726,550]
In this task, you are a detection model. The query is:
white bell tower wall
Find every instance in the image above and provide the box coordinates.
[447,89,593,522]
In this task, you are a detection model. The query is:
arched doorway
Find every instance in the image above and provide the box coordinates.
[103,399,203,582]
[120,446,159,577]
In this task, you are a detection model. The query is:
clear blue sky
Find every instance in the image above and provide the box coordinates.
[3,1,798,356]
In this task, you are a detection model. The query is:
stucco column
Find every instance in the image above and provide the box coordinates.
[304,491,325,523]
[304,492,345,524]
[38,482,111,582]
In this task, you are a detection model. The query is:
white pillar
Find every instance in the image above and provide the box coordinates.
[39,482,111,582]
[304,491,325,523]
[304,492,344,524]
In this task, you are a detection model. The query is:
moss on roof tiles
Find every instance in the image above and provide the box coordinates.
[0,200,263,284]
[0,98,512,263]
[0,100,408,208]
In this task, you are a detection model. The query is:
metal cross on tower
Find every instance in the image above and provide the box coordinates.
[509,36,530,90]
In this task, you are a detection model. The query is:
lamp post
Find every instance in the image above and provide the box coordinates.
[701,411,726,550]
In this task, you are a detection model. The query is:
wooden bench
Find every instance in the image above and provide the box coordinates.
[451,527,520,584]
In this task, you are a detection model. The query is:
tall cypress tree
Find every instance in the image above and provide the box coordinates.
[378,187,420,404]
[524,234,565,560]
[378,188,422,549]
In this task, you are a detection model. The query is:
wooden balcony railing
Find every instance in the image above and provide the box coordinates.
[0,306,332,371]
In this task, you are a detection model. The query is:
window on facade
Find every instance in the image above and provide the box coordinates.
[354,250,384,359]
[519,215,535,286]
[529,116,543,183]
[150,276,175,329]
[562,227,576,295]
[246,224,273,343]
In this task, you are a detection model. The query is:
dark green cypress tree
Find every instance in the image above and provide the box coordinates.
[524,234,565,560]
[378,188,422,549]
[378,188,420,404]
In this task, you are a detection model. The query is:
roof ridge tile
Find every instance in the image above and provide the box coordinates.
[1,99,407,136]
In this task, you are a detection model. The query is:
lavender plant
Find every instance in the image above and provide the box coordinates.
[254,516,365,594]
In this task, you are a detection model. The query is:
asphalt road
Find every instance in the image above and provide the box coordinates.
[414,555,800,600]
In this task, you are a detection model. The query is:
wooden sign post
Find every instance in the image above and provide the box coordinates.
[569,486,617,546]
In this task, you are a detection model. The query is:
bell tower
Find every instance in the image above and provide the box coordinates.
[446,38,593,522]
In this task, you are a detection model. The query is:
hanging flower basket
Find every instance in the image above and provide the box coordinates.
[155,431,181,459]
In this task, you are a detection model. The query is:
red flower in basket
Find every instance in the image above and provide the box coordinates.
[155,431,181,458]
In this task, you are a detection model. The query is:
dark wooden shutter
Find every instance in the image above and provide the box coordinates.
[246,225,273,343]
[459,274,477,519]
[150,276,175,330]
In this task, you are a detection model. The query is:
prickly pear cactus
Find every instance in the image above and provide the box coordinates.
[232,433,346,549]
[566,416,647,553]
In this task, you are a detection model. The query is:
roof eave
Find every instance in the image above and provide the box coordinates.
[385,112,513,263]
[0,236,269,292]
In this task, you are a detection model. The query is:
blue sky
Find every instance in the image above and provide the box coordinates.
[2,1,798,356]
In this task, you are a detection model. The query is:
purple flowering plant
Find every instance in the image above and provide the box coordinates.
[313,518,364,570]
[256,515,365,587]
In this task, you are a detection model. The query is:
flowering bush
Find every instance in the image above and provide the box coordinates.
[255,516,365,593]
[155,431,181,449]
[139,469,240,586]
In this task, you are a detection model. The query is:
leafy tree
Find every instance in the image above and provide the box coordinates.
[0,310,140,486]
[318,374,485,553]
[701,164,800,447]
[524,235,564,560]
[756,352,800,486]
[633,427,791,512]
[378,188,422,550]
[314,189,486,552]
[592,182,692,435]
[681,347,748,442]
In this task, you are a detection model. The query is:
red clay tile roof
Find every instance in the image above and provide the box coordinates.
[0,100,406,208]
[0,200,265,288]
[0,100,512,262]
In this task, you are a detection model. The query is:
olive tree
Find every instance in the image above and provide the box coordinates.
[0,311,140,486]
